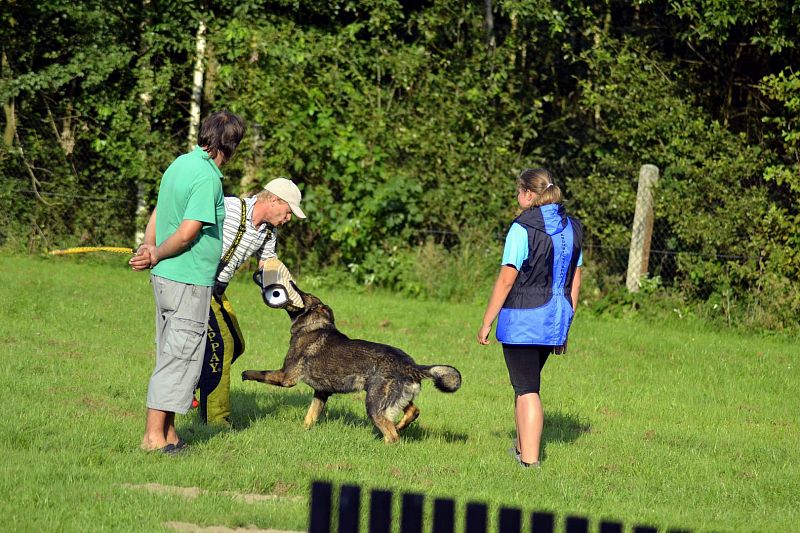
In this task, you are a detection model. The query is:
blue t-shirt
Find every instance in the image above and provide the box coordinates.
[502,222,583,269]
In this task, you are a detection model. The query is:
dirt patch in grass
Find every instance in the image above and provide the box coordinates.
[121,483,303,503]
[164,521,303,533]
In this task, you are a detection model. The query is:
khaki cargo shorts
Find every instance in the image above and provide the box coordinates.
[146,275,212,414]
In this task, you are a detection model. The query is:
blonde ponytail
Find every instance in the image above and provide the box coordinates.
[517,168,561,206]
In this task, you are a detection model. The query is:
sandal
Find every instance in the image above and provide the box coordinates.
[509,445,540,468]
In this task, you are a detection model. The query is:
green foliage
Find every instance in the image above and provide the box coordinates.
[574,37,799,331]
[761,68,800,194]
[1,0,799,331]
[665,0,800,52]
[0,0,196,250]
[208,2,544,280]
[395,233,505,303]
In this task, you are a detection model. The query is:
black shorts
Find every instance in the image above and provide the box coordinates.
[502,344,551,395]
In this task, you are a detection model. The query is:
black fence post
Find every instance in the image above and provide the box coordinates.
[307,482,691,533]
[369,489,392,533]
[309,481,333,533]
[599,521,623,533]
[498,507,522,533]
[432,498,456,533]
[565,516,589,533]
[465,502,488,533]
[401,492,424,533]
[530,512,554,533]
[338,485,361,533]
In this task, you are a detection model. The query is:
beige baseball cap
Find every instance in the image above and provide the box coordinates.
[264,177,306,219]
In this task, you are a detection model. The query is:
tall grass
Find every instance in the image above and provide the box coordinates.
[0,254,797,532]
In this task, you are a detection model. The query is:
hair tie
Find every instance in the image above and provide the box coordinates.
[544,183,554,190]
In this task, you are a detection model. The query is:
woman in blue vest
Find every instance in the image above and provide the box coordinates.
[477,168,583,468]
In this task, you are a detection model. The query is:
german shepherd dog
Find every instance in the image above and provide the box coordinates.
[241,284,462,443]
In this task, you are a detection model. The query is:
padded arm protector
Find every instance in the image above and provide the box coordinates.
[253,257,303,310]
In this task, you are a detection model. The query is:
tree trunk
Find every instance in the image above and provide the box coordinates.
[187,19,207,150]
[2,51,16,147]
[593,7,612,123]
[2,99,14,148]
[203,41,218,106]
[135,0,154,245]
[60,95,75,155]
[240,123,264,195]
[483,0,495,50]
[137,0,154,126]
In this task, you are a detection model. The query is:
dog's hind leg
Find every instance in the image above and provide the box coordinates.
[366,390,400,444]
[395,402,420,432]
[303,391,330,429]
[370,413,400,444]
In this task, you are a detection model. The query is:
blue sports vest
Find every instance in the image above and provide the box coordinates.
[496,204,583,346]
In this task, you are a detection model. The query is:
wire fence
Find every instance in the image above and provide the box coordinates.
[7,177,737,289]
[4,165,776,318]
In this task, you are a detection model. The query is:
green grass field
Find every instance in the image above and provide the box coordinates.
[0,254,797,532]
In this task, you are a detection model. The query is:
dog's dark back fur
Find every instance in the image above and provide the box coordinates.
[242,286,461,443]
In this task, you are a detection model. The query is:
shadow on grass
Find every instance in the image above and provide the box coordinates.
[233,387,312,426]
[499,409,591,461]
[397,423,469,444]
[176,388,312,444]
[180,389,574,450]
[543,410,591,444]
[198,388,469,444]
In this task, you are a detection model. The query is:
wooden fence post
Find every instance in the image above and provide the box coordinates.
[309,481,332,533]
[530,511,554,532]
[599,520,623,533]
[432,498,455,533]
[626,164,660,292]
[369,489,392,533]
[401,493,424,533]
[565,516,589,533]
[465,502,487,533]
[338,485,361,533]
[306,481,688,533]
[498,507,522,533]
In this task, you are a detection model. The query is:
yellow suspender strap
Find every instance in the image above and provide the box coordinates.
[219,198,248,270]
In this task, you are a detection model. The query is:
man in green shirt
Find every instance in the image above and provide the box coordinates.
[130,110,245,453]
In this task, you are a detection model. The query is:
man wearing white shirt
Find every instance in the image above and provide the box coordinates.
[199,178,306,426]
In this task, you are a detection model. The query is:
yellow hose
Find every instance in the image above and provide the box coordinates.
[49,246,134,255]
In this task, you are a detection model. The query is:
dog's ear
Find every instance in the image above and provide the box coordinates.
[320,304,335,324]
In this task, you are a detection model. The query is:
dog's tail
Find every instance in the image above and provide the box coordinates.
[417,365,461,393]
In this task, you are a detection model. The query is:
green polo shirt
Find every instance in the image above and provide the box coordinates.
[151,146,225,286]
